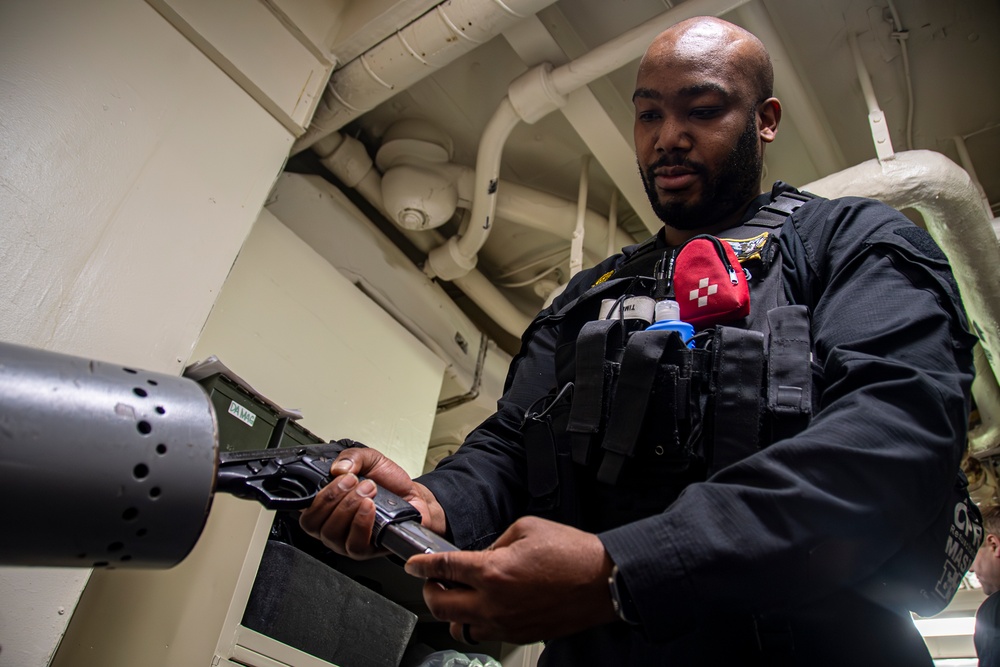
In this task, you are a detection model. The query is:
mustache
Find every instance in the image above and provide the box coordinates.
[645,155,704,175]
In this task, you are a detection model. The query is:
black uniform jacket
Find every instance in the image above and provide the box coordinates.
[418,191,977,666]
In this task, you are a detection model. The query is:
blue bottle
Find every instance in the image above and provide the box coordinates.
[646,300,695,348]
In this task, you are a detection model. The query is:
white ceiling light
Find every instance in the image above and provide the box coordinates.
[912,616,976,637]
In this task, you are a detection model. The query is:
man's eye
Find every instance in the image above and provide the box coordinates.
[691,107,722,119]
[637,110,661,122]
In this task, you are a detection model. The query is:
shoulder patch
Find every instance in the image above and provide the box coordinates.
[719,232,771,264]
[893,226,947,262]
[593,270,615,287]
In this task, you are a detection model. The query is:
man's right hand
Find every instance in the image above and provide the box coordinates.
[298,446,448,560]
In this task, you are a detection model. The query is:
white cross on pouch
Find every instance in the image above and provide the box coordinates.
[689,278,718,308]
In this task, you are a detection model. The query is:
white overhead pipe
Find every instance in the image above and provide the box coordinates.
[317,130,635,274]
[293,0,559,155]
[569,155,590,278]
[884,0,915,151]
[804,150,1000,453]
[847,30,895,162]
[494,180,634,262]
[423,0,753,281]
[313,132,532,336]
[607,189,620,258]
[426,97,523,279]
[454,270,532,334]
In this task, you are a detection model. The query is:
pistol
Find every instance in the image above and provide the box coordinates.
[216,440,457,561]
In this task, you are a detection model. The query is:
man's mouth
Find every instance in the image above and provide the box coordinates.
[652,166,698,191]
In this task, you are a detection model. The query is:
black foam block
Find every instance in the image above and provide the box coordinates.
[242,540,418,667]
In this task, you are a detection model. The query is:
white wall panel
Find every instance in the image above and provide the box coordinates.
[0,0,292,373]
[189,210,445,476]
[0,1,295,664]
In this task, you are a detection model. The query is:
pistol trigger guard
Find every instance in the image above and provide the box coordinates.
[245,475,316,510]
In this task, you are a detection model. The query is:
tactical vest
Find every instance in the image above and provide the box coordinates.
[517,182,980,616]
[519,182,814,532]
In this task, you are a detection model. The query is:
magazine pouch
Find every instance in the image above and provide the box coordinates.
[596,328,709,485]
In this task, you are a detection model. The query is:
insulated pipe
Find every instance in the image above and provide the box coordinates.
[804,150,1000,450]
[970,344,1000,456]
[424,0,753,280]
[953,134,994,217]
[293,0,559,155]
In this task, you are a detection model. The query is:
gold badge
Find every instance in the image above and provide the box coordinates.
[593,270,615,286]
[720,232,770,264]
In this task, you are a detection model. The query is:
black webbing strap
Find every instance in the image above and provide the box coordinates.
[753,183,814,227]
[766,305,813,441]
[597,329,686,485]
[708,326,765,474]
[567,319,624,465]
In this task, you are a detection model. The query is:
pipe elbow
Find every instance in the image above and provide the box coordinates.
[425,236,478,281]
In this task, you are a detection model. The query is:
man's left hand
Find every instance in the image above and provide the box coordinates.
[404,516,618,645]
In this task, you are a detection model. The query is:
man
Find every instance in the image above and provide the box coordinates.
[300,17,976,666]
[974,504,1000,665]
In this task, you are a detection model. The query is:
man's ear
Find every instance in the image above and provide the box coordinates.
[988,533,1000,556]
[758,98,781,144]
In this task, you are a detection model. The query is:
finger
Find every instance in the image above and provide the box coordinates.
[451,621,479,646]
[330,449,417,502]
[405,550,485,587]
[323,476,386,556]
[343,482,379,557]
[419,575,481,626]
[329,447,380,477]
[298,472,360,538]
[303,474,378,556]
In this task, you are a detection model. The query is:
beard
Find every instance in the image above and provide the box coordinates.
[639,112,763,231]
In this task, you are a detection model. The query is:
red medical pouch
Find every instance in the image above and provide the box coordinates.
[673,235,750,329]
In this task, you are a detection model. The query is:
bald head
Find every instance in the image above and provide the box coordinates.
[640,17,773,107]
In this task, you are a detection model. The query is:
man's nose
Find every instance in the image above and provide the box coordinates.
[655,117,693,153]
